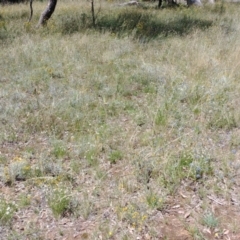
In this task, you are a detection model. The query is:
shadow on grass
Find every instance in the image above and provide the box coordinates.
[57,9,213,40]
[0,15,7,40]
[96,11,213,40]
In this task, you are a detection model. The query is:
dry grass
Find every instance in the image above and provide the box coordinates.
[1,0,240,239]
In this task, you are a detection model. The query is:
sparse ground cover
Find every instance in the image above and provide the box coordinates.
[1,1,240,239]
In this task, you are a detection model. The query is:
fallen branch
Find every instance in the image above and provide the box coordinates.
[207,195,225,205]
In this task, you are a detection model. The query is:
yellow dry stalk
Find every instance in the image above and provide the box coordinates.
[4,166,10,181]
[29,176,60,186]
[13,156,24,162]
[137,22,144,30]
[116,204,148,229]
[0,21,6,30]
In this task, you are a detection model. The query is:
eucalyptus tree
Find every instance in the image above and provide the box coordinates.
[29,0,58,27]
[38,0,57,26]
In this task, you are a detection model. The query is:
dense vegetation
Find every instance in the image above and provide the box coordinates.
[1,1,240,239]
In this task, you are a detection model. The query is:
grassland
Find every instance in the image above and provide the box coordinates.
[1,0,240,239]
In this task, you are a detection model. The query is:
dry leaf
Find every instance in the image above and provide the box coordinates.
[172,205,180,209]
[223,229,230,235]
[184,211,191,219]
[203,228,211,234]
[180,192,187,198]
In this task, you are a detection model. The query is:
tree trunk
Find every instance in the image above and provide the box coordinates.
[28,0,33,22]
[37,0,57,27]
[91,0,96,27]
[158,0,162,8]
